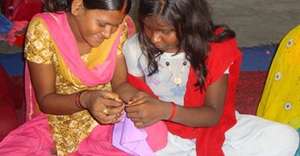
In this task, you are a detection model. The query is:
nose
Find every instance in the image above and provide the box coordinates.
[102,25,113,39]
[150,32,162,44]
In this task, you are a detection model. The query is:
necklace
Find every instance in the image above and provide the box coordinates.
[165,60,188,86]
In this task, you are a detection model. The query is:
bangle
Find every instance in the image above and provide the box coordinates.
[75,92,84,109]
[167,102,177,120]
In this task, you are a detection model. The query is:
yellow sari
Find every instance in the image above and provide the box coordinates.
[257,25,300,129]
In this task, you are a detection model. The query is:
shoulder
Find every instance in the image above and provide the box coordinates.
[123,34,145,76]
[205,38,241,76]
[278,24,300,49]
[124,33,140,49]
[26,13,52,48]
[208,38,241,63]
[123,33,143,56]
[24,13,54,64]
[285,24,300,38]
[203,38,242,85]
[27,14,51,38]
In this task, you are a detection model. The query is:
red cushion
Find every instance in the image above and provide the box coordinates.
[0,105,18,141]
[0,65,17,107]
[1,0,43,21]
[0,66,19,141]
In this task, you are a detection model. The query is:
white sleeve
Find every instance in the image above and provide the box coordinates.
[224,62,234,74]
[122,34,144,77]
[224,67,230,74]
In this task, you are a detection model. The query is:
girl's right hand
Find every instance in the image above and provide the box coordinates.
[81,90,125,124]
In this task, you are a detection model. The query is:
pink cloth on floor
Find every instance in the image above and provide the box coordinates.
[0,114,130,155]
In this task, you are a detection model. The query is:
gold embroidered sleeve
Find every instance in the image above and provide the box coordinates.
[24,18,54,64]
[117,20,129,56]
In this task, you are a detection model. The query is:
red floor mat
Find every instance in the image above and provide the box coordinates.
[235,71,268,115]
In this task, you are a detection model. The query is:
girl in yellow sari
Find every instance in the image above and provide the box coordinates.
[257,25,300,130]
[257,25,300,155]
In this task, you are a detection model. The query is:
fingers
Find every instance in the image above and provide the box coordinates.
[127,98,147,106]
[100,98,124,108]
[125,108,148,128]
[101,91,122,102]
[132,120,151,128]
[125,104,141,114]
[128,92,148,105]
[126,111,141,119]
[95,111,123,124]
[90,99,125,124]
[134,121,144,128]
[103,106,124,116]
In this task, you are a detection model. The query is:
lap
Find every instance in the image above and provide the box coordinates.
[156,112,299,156]
[223,112,299,156]
[0,114,54,155]
[0,114,128,156]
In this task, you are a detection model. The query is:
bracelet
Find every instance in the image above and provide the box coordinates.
[167,102,177,120]
[75,92,84,109]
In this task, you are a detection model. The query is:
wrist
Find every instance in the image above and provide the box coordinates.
[78,91,89,109]
[162,102,177,120]
[166,102,177,121]
[75,91,84,109]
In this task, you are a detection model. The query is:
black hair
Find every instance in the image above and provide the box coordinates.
[44,0,131,14]
[138,0,235,90]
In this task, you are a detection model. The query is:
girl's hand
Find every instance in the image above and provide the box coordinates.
[81,90,125,124]
[125,92,170,128]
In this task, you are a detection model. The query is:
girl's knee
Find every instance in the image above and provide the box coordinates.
[268,123,299,151]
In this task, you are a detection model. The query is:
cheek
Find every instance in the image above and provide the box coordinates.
[165,35,178,47]
[89,23,102,34]
[83,20,102,35]
[143,29,152,40]
[78,23,93,36]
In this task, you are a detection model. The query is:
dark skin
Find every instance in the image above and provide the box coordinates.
[125,16,228,128]
[28,0,138,124]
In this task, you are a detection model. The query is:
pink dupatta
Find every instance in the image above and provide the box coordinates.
[39,13,119,86]
[25,12,124,120]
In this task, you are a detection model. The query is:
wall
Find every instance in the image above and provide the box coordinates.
[129,0,300,47]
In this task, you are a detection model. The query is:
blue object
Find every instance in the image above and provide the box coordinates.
[240,44,277,72]
[0,43,280,76]
[0,53,24,76]
[0,14,12,34]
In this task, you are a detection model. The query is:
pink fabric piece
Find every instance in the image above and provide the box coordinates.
[113,116,168,155]
[113,117,155,156]
[37,13,119,86]
[0,114,55,156]
[24,63,41,121]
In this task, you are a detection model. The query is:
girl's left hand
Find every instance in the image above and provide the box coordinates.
[125,92,170,128]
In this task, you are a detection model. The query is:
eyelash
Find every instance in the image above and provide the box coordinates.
[162,30,171,34]
[98,22,106,27]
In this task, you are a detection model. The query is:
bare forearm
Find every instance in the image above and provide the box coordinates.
[165,103,222,127]
[38,93,83,115]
